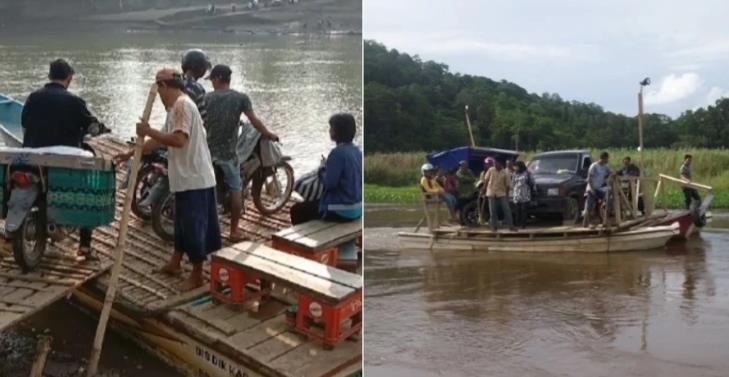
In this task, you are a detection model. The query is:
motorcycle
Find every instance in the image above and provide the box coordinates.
[151,126,294,242]
[4,122,111,272]
[120,144,169,221]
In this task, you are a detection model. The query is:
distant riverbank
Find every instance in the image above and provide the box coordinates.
[365,149,729,209]
[0,0,361,35]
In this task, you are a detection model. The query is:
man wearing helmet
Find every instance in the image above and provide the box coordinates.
[420,163,458,223]
[181,48,212,121]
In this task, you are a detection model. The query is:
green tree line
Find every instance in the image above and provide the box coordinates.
[364,40,729,153]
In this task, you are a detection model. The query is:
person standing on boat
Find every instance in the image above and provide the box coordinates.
[456,160,477,208]
[204,64,279,242]
[680,154,701,209]
[477,157,495,222]
[583,151,612,227]
[181,49,212,121]
[21,58,102,260]
[115,68,220,291]
[618,156,644,215]
[511,161,535,229]
[481,159,516,232]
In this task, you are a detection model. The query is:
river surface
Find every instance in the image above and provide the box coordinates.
[365,205,729,377]
[0,31,362,174]
[0,31,361,376]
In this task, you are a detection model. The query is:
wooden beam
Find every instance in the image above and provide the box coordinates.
[658,174,713,191]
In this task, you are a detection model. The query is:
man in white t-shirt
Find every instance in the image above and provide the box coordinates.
[116,68,221,291]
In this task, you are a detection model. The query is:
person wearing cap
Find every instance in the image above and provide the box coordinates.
[115,68,220,291]
[21,58,103,259]
[204,64,279,241]
[480,159,516,232]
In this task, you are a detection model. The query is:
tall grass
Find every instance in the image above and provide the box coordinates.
[365,148,729,208]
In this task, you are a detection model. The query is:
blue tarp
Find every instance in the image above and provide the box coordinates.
[426,146,520,175]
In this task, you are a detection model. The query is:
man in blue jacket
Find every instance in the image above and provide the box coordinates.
[290,113,362,224]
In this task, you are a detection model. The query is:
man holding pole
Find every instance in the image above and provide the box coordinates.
[116,68,220,291]
[680,154,701,209]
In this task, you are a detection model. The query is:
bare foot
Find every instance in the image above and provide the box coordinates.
[229,231,248,243]
[178,276,204,291]
[156,264,182,276]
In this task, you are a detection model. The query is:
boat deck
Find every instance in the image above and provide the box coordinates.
[17,136,360,377]
[0,251,111,331]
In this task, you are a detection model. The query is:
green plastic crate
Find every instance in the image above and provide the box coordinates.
[47,167,116,227]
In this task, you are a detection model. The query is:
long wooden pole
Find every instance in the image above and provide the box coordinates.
[29,336,52,377]
[464,105,476,147]
[87,84,157,376]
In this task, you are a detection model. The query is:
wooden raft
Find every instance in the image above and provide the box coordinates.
[0,250,111,331]
[74,136,361,376]
[272,220,362,253]
[76,136,294,313]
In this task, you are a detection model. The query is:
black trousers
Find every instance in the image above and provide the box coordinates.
[80,228,92,248]
[290,201,350,225]
[514,202,528,228]
[683,187,701,209]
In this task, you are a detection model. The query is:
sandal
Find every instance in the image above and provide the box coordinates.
[77,247,99,262]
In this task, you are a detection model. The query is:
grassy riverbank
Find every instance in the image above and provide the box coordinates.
[364,149,729,208]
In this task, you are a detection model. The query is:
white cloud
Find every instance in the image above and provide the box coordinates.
[706,86,729,105]
[644,73,704,105]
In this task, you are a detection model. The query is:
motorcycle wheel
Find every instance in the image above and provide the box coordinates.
[252,161,294,215]
[152,192,175,242]
[131,164,157,221]
[12,208,47,273]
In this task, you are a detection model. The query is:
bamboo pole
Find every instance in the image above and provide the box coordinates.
[657,174,713,191]
[464,105,476,147]
[29,336,52,377]
[612,177,622,227]
[87,83,157,376]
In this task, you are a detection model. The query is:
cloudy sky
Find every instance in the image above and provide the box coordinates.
[364,0,729,118]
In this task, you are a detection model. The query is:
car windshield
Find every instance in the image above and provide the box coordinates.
[527,156,578,174]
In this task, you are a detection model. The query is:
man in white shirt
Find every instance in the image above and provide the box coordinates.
[116,68,221,291]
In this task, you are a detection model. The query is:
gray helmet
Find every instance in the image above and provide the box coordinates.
[181,49,212,76]
[421,163,435,175]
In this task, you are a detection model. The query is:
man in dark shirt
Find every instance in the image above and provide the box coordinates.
[21,59,98,149]
[20,58,98,258]
[204,64,278,241]
[618,156,644,215]
[680,153,701,209]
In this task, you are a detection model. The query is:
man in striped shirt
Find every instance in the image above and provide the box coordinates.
[180,49,211,121]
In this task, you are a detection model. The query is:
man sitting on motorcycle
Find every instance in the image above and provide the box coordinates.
[116,68,221,291]
[21,58,104,259]
[204,64,279,242]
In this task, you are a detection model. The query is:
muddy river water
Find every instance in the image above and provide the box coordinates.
[364,205,729,377]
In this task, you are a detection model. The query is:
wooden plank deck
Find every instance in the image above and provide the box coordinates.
[0,250,112,331]
[168,296,362,377]
[73,136,361,377]
[272,220,361,251]
[80,136,294,312]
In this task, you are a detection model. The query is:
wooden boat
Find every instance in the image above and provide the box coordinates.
[398,222,679,253]
[0,94,361,377]
[0,93,23,148]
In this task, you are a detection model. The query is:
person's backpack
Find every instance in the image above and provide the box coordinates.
[294,168,324,202]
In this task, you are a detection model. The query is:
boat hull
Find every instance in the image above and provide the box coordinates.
[398,223,679,253]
